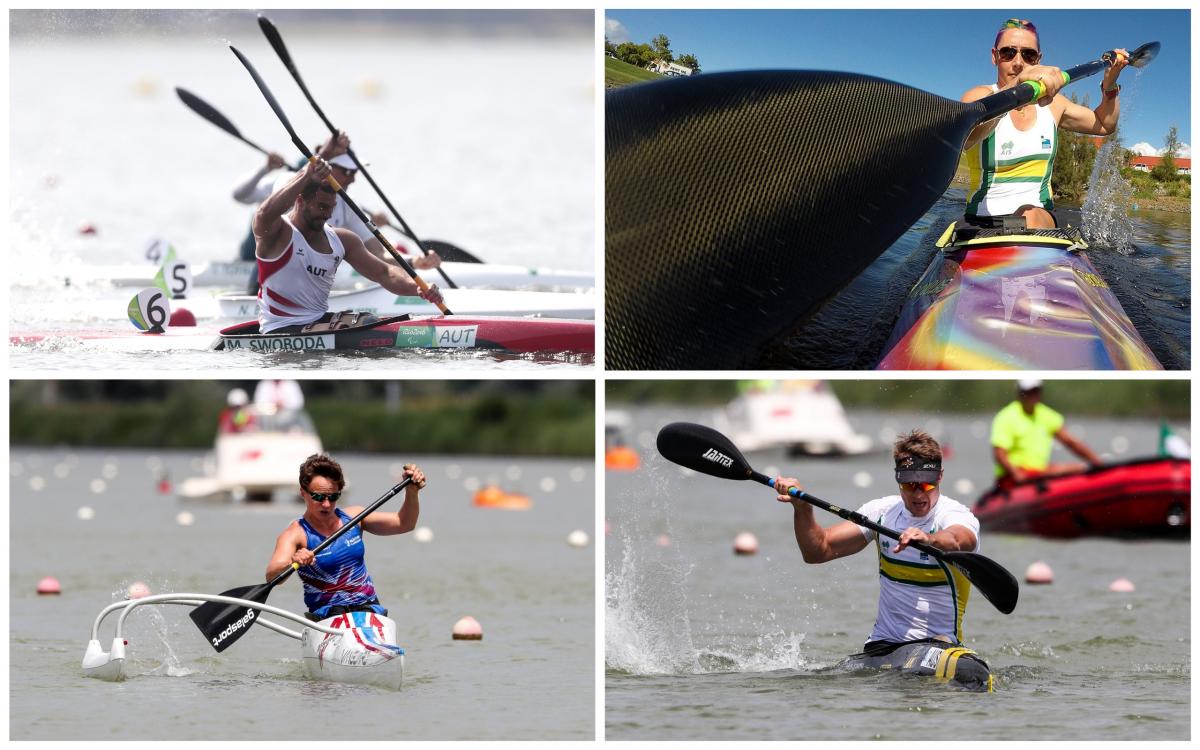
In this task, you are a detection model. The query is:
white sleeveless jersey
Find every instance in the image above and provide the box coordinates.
[854,494,981,644]
[964,84,1058,216]
[257,217,346,333]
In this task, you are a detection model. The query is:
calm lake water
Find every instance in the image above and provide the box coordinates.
[759,191,1191,370]
[9,11,594,371]
[605,405,1189,741]
[11,449,594,740]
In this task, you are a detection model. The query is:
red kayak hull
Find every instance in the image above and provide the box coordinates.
[972,458,1190,539]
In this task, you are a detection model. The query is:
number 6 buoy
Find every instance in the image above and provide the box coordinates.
[128,288,171,333]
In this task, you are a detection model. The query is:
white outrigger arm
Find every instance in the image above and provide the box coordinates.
[82,593,346,681]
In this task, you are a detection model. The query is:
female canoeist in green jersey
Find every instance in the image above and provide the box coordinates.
[961,18,1131,229]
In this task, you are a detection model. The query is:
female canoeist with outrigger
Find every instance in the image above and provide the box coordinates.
[83,455,427,688]
[655,423,1020,692]
[961,18,1131,230]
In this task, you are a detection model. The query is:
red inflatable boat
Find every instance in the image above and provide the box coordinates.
[973,458,1190,539]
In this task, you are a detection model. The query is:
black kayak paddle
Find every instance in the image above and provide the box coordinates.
[258,13,475,288]
[189,477,412,652]
[607,42,1160,369]
[656,422,1019,615]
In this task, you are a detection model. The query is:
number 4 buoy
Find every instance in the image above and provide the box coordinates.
[128,288,171,333]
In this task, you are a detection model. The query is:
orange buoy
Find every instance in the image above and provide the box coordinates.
[472,485,532,510]
[605,446,640,471]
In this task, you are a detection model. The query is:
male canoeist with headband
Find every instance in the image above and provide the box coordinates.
[991,379,1104,487]
[961,18,1132,229]
[775,431,981,652]
[266,454,427,621]
[253,154,443,334]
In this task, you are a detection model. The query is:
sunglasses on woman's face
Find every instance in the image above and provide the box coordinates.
[996,46,1041,65]
[306,489,341,503]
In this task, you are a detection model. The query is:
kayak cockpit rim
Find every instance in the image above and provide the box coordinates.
[936,222,1089,253]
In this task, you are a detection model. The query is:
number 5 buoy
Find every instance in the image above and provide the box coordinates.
[128,288,171,333]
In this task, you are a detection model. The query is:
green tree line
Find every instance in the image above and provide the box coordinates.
[10,381,594,456]
[1053,95,1188,204]
[605,33,701,73]
[607,380,1189,420]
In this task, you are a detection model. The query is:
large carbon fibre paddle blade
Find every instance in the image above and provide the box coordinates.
[606,71,984,370]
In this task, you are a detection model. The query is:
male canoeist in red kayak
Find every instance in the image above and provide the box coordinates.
[235,131,441,294]
[961,18,1132,229]
[266,454,427,621]
[253,155,444,333]
[775,431,981,651]
[991,379,1104,487]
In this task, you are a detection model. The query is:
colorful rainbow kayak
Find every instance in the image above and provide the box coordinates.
[876,223,1162,370]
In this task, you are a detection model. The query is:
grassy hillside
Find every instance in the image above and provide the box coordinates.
[605,56,662,89]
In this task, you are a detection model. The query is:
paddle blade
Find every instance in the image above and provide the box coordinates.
[421,239,484,264]
[942,551,1019,615]
[656,422,754,481]
[1128,41,1160,68]
[606,71,982,369]
[188,583,273,653]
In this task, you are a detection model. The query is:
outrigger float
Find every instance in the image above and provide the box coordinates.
[82,594,405,689]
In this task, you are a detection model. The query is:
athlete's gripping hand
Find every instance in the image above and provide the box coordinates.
[418,283,444,307]
[403,463,427,490]
[291,547,316,568]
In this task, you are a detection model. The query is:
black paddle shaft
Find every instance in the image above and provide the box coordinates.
[228,45,453,313]
[256,14,468,283]
[655,422,1018,614]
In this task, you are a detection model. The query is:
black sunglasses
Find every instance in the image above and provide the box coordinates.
[996,46,1041,65]
[305,489,341,503]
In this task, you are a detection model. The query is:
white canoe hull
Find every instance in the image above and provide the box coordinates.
[61,259,593,292]
[300,611,405,690]
[216,286,595,321]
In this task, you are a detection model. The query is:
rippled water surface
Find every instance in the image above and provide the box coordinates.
[606,406,1189,741]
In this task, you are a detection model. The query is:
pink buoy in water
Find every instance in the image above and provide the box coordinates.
[1108,577,1135,593]
[452,616,483,640]
[655,534,671,547]
[37,576,61,595]
[127,582,152,599]
[169,308,196,327]
[1025,561,1054,584]
[733,531,759,555]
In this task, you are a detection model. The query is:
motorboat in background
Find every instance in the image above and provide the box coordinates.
[713,381,871,457]
[179,388,322,502]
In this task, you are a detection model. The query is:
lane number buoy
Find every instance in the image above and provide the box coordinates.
[128,288,171,333]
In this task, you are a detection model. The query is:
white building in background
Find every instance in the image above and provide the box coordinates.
[647,59,694,77]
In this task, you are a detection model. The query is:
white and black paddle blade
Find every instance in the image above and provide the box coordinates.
[656,422,754,481]
[943,552,1019,615]
[188,583,272,653]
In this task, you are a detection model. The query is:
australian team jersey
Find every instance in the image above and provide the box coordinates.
[296,508,382,618]
[965,84,1058,217]
[257,217,345,333]
[854,495,981,644]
